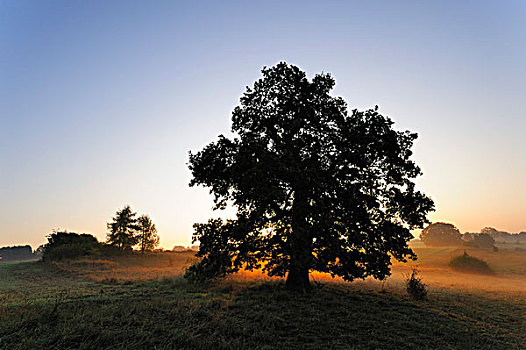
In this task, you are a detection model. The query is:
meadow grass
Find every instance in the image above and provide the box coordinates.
[0,249,525,349]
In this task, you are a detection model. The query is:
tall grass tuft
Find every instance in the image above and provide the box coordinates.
[404,267,428,300]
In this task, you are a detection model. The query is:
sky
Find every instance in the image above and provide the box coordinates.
[1,1,525,250]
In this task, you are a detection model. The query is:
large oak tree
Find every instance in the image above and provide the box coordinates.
[188,62,434,291]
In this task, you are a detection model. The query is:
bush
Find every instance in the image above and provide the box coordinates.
[404,268,428,300]
[449,251,494,275]
[462,240,478,248]
[42,231,102,262]
[464,233,496,250]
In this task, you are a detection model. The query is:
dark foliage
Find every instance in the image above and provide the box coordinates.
[420,222,462,247]
[106,205,139,250]
[136,215,160,253]
[184,220,237,283]
[404,267,428,300]
[449,251,494,275]
[42,231,102,262]
[463,233,496,250]
[187,62,434,290]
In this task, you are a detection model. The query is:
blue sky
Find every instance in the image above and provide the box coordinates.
[1,1,525,249]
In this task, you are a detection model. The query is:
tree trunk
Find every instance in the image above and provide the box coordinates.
[285,265,311,292]
[287,185,312,292]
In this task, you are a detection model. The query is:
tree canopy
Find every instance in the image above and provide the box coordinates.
[188,62,434,290]
[107,205,139,250]
[42,230,101,261]
[464,233,496,250]
[420,222,462,247]
[137,214,160,252]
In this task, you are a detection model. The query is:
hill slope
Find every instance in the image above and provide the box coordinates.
[0,259,524,349]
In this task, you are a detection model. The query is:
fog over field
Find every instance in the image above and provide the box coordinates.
[1,1,525,349]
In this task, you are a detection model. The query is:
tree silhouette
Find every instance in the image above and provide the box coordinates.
[467,233,496,250]
[42,231,100,261]
[420,222,462,247]
[188,62,434,291]
[107,205,139,250]
[136,215,160,253]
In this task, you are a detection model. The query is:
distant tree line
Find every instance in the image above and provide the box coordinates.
[172,245,199,252]
[0,245,39,263]
[420,223,525,249]
[464,227,526,244]
[41,205,161,261]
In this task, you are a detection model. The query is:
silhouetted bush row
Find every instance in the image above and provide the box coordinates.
[40,205,162,262]
[42,231,121,262]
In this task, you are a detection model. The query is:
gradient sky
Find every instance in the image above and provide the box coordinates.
[2,1,525,250]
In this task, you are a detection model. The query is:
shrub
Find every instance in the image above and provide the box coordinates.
[462,240,478,248]
[404,268,428,300]
[449,251,494,275]
[463,233,497,250]
[473,234,496,249]
[42,231,101,262]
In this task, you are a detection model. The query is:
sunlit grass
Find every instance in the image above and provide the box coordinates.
[1,247,525,349]
[1,256,525,349]
[390,244,526,292]
[51,252,198,283]
[44,245,526,294]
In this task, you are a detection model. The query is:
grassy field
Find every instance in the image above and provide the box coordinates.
[0,248,525,349]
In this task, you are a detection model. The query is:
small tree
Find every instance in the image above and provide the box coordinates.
[107,205,139,250]
[471,233,496,249]
[136,215,160,253]
[404,267,428,300]
[420,222,462,247]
